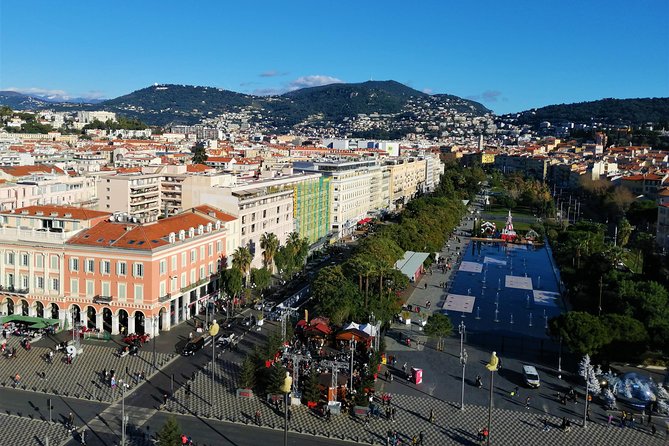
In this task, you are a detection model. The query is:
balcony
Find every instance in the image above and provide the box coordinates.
[159,293,172,303]
[180,278,209,294]
[93,295,113,304]
[0,227,81,244]
[0,285,29,296]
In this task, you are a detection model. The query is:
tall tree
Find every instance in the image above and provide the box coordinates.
[191,141,208,164]
[231,246,253,284]
[156,416,181,446]
[260,232,279,272]
[424,313,453,351]
[549,312,610,356]
[239,355,256,389]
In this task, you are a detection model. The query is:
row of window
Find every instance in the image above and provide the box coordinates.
[5,253,60,269]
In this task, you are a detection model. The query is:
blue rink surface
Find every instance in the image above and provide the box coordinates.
[444,241,564,339]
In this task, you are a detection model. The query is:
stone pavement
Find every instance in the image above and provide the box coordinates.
[158,357,667,446]
[159,359,666,446]
[0,337,175,402]
[0,412,71,446]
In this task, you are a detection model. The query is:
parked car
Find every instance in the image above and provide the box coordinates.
[182,336,205,356]
[522,365,540,388]
[217,333,237,347]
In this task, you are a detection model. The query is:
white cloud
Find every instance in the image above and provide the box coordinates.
[252,74,344,96]
[259,70,288,78]
[287,75,343,91]
[6,87,70,100]
[422,88,433,94]
[5,87,107,101]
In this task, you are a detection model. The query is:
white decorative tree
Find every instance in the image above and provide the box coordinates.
[602,388,616,409]
[578,354,602,396]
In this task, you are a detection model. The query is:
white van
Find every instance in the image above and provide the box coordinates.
[522,365,540,388]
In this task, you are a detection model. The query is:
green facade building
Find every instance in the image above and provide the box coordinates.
[293,176,332,244]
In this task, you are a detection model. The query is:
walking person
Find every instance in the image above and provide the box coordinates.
[525,396,531,409]
[542,418,550,432]
[429,409,435,424]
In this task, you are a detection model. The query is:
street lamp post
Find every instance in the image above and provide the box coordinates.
[120,380,129,446]
[458,321,466,358]
[460,348,468,410]
[152,315,158,370]
[280,372,293,446]
[485,352,499,446]
[583,379,589,428]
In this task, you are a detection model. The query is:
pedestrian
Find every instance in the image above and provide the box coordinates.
[391,407,396,422]
[255,410,261,425]
[651,424,656,435]
[68,412,75,430]
[287,408,292,424]
[125,366,129,377]
[163,393,168,406]
[542,418,550,432]
[525,396,531,409]
[419,431,424,445]
[607,414,613,426]
[510,386,518,398]
[429,408,435,424]
[14,373,20,386]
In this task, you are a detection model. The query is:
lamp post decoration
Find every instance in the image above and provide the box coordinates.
[485,351,499,446]
[280,371,293,446]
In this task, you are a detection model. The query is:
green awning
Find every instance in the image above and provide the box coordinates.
[0,315,60,328]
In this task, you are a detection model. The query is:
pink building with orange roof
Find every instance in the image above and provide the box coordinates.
[0,204,236,336]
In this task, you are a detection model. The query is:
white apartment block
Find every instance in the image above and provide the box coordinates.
[0,175,97,211]
[181,174,293,268]
[97,173,161,222]
[77,111,117,124]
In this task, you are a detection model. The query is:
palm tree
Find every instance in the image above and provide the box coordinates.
[231,246,253,285]
[260,232,279,272]
[286,232,301,254]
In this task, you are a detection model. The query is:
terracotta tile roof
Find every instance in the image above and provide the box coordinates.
[0,164,65,178]
[622,173,663,181]
[194,205,237,222]
[207,157,234,163]
[1,205,110,220]
[117,167,142,174]
[67,208,230,250]
[187,164,214,173]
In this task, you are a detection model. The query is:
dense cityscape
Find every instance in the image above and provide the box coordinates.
[1,1,668,446]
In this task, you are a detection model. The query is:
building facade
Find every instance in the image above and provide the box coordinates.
[0,205,235,336]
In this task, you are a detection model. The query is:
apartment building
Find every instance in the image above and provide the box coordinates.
[385,157,427,209]
[294,159,381,237]
[0,174,97,211]
[182,174,293,268]
[97,172,162,222]
[0,204,235,336]
[620,173,667,199]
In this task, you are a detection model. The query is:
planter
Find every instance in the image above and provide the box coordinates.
[236,388,254,399]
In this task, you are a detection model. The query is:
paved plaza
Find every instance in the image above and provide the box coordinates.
[162,360,667,446]
[0,336,176,403]
[0,412,71,446]
[1,195,668,446]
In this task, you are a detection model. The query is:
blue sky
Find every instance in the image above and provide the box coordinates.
[1,0,667,114]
